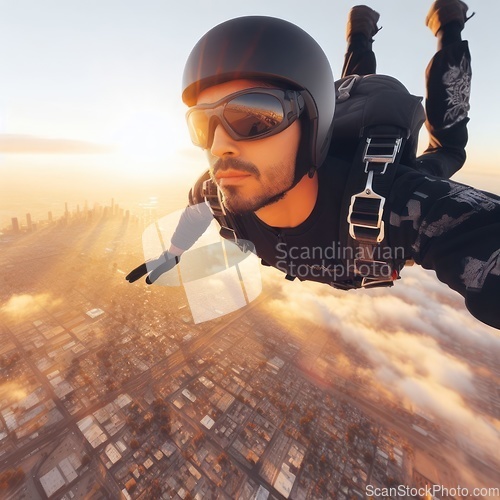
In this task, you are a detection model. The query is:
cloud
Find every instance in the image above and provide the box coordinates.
[261,264,500,464]
[0,134,114,154]
[0,381,28,404]
[1,293,62,318]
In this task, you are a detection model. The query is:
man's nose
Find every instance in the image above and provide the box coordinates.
[210,124,240,158]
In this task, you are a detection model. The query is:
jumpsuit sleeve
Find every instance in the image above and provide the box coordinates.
[388,171,500,330]
[341,34,377,78]
[170,170,214,251]
[416,41,471,178]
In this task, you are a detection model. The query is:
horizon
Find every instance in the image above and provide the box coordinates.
[1,1,499,199]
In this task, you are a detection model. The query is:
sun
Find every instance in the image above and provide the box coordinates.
[111,109,191,163]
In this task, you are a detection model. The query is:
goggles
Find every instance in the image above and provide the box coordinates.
[186,88,305,149]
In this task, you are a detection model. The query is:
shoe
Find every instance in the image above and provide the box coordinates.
[346,5,381,41]
[426,0,475,36]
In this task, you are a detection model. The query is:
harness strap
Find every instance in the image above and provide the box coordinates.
[202,179,238,240]
[340,125,408,289]
[202,179,254,254]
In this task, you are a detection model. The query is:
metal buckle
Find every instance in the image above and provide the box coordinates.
[363,137,402,175]
[219,226,239,244]
[336,75,362,103]
[361,276,395,288]
[202,179,212,198]
[347,171,385,243]
[355,258,392,278]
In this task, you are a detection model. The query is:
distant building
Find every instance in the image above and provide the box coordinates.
[200,415,215,429]
[267,356,285,371]
[274,464,296,499]
[40,467,66,498]
[121,489,132,500]
[105,443,122,465]
[125,478,137,492]
[182,389,196,402]
[161,441,177,458]
[58,457,78,483]
[26,213,32,231]
[255,485,270,500]
[11,217,19,232]
[86,308,105,319]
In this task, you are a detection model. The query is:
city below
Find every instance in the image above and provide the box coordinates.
[0,200,498,500]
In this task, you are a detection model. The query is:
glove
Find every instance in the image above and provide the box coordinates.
[125,252,180,284]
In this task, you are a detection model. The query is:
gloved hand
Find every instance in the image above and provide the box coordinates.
[125,252,180,284]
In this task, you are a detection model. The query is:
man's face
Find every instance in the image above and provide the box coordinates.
[196,80,301,215]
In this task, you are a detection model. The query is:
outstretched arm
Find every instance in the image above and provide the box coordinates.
[389,170,500,330]
[126,170,214,284]
[417,2,474,178]
[417,40,471,178]
[341,6,380,78]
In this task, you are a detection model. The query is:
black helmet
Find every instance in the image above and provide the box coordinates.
[182,16,335,172]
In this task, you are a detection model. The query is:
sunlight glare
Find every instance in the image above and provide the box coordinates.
[111,110,190,164]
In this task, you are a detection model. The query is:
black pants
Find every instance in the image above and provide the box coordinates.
[342,35,471,178]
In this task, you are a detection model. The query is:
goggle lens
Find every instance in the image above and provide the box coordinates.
[187,110,209,148]
[223,93,284,138]
[186,89,301,149]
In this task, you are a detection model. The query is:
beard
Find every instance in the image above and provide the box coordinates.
[210,157,295,215]
[222,185,289,214]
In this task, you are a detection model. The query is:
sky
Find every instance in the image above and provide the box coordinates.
[1,0,500,214]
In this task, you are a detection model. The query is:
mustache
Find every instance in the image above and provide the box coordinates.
[212,158,260,178]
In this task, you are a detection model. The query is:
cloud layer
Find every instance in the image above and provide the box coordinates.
[0,134,113,154]
[262,264,500,463]
[1,293,62,318]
